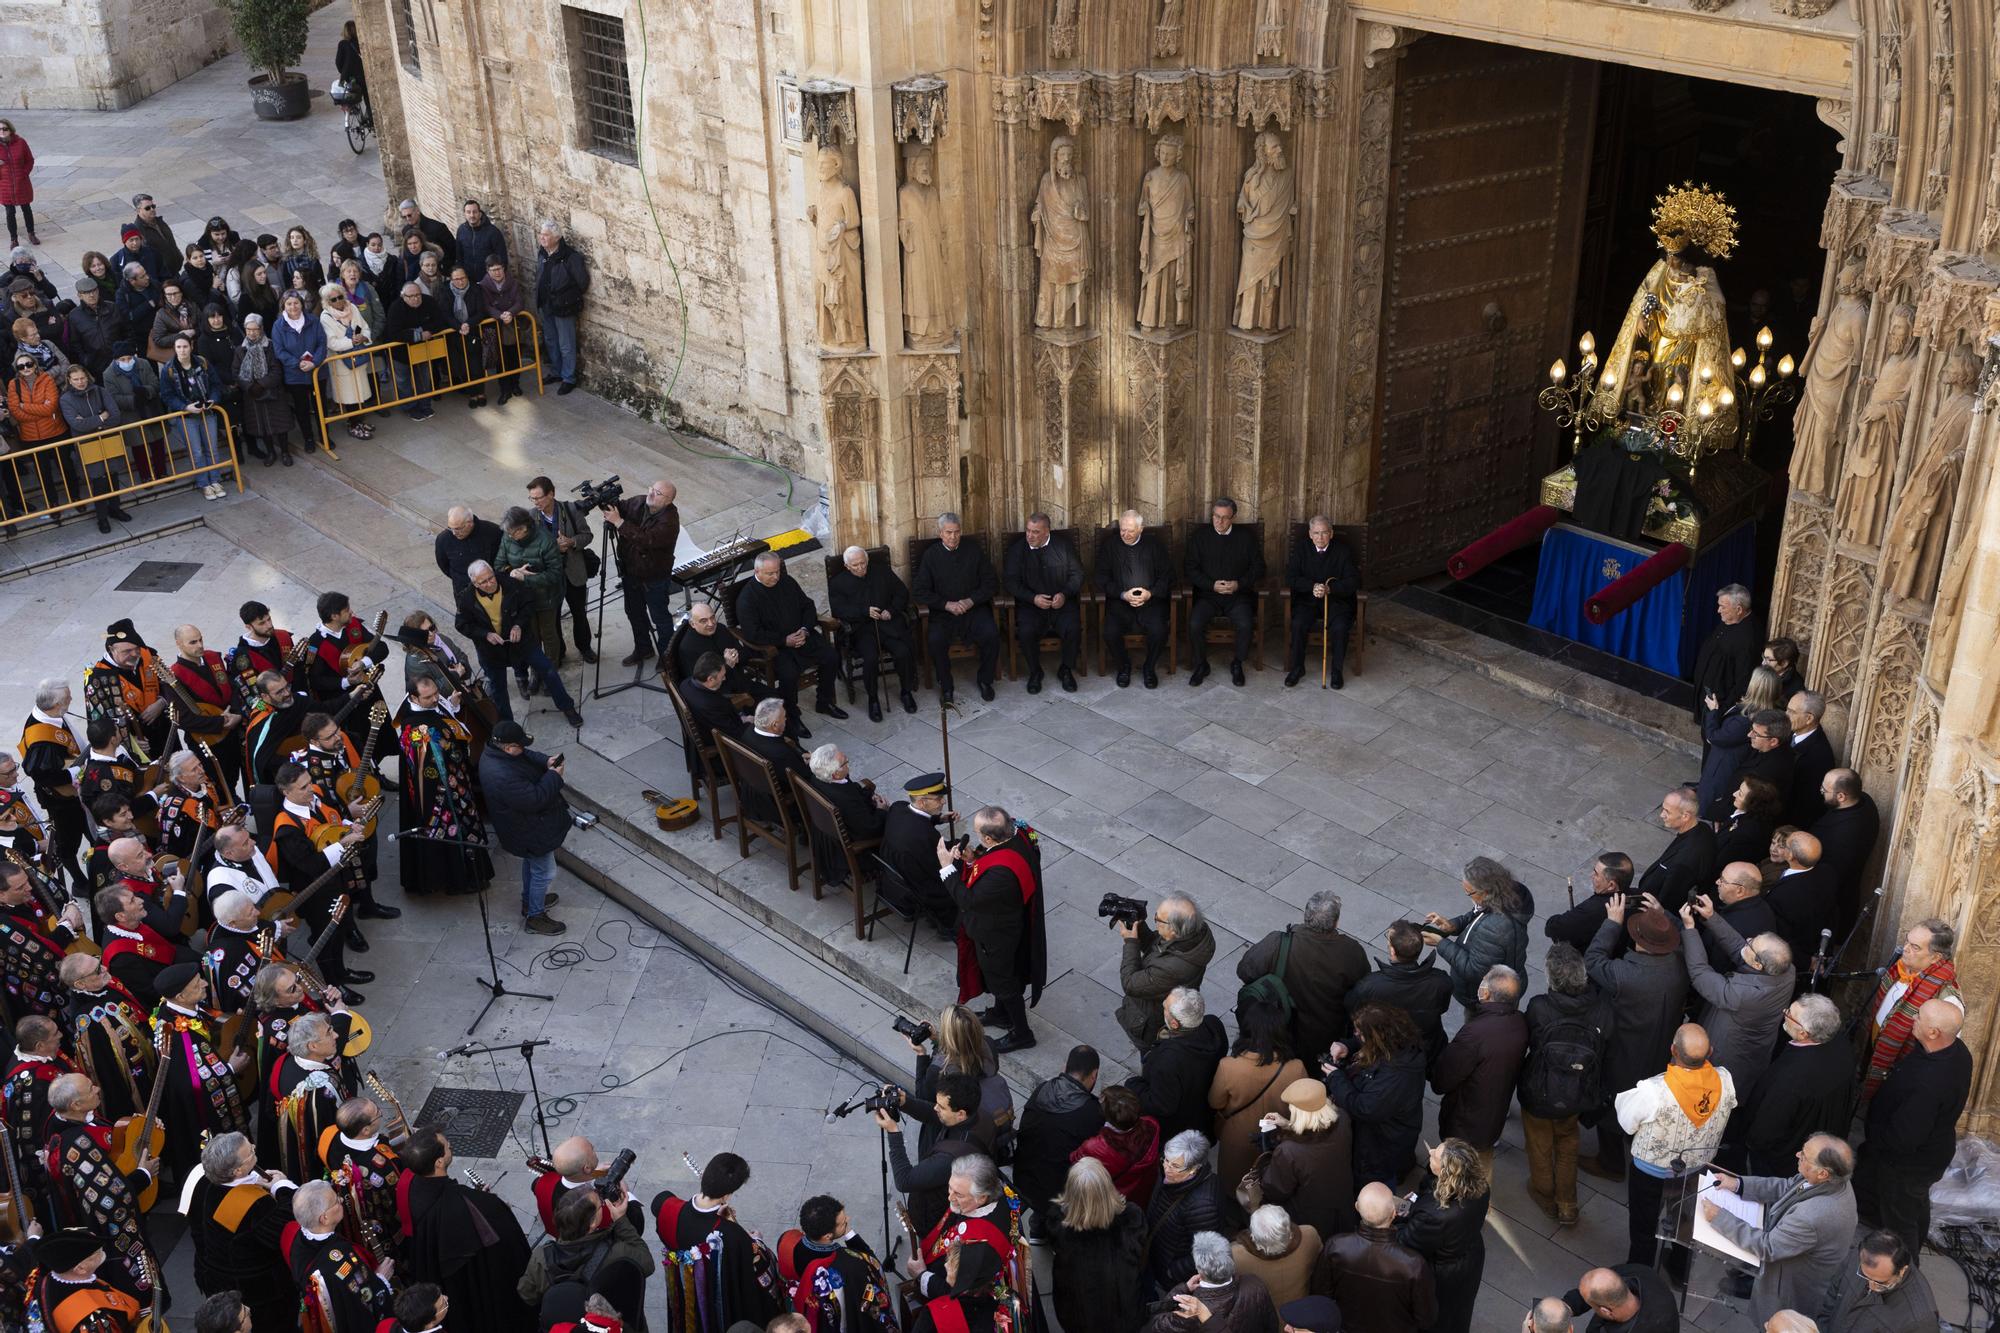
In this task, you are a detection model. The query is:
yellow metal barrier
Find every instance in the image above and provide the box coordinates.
[312,311,545,458]
[0,406,243,531]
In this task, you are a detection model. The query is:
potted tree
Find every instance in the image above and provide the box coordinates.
[227,0,313,120]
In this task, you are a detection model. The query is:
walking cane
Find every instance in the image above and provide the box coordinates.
[939,696,960,841]
[1318,585,1331,688]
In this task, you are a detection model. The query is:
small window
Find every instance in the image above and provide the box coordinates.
[568,7,637,162]
[395,0,421,75]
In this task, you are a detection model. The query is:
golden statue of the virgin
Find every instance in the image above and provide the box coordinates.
[1589,182,1741,454]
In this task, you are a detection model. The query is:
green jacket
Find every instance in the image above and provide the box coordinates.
[498,523,564,611]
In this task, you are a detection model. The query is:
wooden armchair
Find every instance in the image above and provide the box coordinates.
[905,533,1013,687]
[722,562,839,700]
[999,526,1089,681]
[712,733,805,893]
[822,546,918,704]
[789,773,902,942]
[1179,518,1269,671]
[1087,523,1179,676]
[1277,521,1369,678]
[663,677,738,842]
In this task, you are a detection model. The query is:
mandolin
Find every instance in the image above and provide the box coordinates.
[363,1070,411,1143]
[0,1115,33,1241]
[110,1022,170,1211]
[134,1249,163,1333]
[334,701,391,838]
[341,611,391,673]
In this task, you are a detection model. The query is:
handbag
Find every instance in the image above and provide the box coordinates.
[1236,1150,1273,1213]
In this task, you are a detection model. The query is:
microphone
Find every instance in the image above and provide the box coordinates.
[441,1041,477,1058]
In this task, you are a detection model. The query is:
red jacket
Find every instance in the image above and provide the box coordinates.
[1069,1116,1162,1206]
[0,135,31,206]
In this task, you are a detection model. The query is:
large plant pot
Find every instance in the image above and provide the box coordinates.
[248,71,310,121]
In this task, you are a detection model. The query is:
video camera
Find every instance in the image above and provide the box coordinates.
[829,1087,903,1119]
[1097,893,1148,928]
[892,1015,934,1045]
[594,1147,636,1198]
[574,476,625,510]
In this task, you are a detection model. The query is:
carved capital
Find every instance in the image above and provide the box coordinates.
[891,76,949,144]
[1306,69,1337,119]
[1198,70,1237,123]
[1950,759,2000,852]
[1814,96,1850,151]
[1776,0,1840,14]
[995,77,1029,127]
[1913,252,2000,347]
[798,79,856,146]
[1029,72,1092,133]
[1093,73,1135,125]
[1820,170,1889,266]
[1133,70,1194,132]
[1865,209,1941,304]
[1236,68,1298,131]
[1362,23,1414,69]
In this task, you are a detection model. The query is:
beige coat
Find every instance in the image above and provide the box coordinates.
[1209,1053,1303,1189]
[319,302,375,407]
[1231,1223,1322,1307]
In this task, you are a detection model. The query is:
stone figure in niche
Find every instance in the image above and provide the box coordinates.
[1790,261,1869,497]
[1232,131,1297,333]
[1881,345,1979,602]
[1032,134,1091,330]
[1256,0,1286,56]
[1136,133,1194,330]
[1154,0,1185,56]
[1833,303,1919,549]
[1923,86,1953,209]
[899,146,952,349]
[1051,0,1079,55]
[808,146,865,350]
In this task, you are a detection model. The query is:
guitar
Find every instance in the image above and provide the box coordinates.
[277,653,385,762]
[155,655,229,719]
[0,1115,32,1241]
[110,1022,170,1211]
[295,909,374,1060]
[3,847,98,957]
[333,701,391,838]
[257,796,384,920]
[153,766,248,937]
[892,1201,926,1304]
[341,611,391,673]
[363,1070,411,1144]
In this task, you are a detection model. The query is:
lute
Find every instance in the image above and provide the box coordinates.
[109,1021,171,1211]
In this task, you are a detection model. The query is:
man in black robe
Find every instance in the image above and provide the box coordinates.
[27,1228,149,1333]
[1810,769,1881,938]
[286,1179,396,1333]
[677,655,747,791]
[1096,511,1172,689]
[1283,516,1359,689]
[243,671,313,787]
[940,806,1047,1055]
[733,553,847,727]
[805,746,887,889]
[1184,497,1264,688]
[827,546,919,721]
[786,1194,899,1333]
[41,1074,157,1293]
[225,601,301,713]
[149,963,250,1176]
[265,763,367,994]
[18,685,90,894]
[1633,789,1715,913]
[1785,691,1836,827]
[57,955,153,1122]
[737,700,811,825]
[3,1015,75,1207]
[667,602,774,708]
[650,1151,783,1333]
[186,1131,299,1333]
[94,886,193,1009]
[202,885,269,1015]
[911,515,1000,704]
[395,1129,534,1333]
[323,1096,406,1264]
[1691,584,1761,726]
[1003,515,1083,695]
[0,857,84,1019]
[266,1012,356,1179]
[880,775,958,933]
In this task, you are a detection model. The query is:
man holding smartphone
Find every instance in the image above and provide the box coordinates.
[476,720,570,935]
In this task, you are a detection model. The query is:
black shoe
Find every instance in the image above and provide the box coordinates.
[939,688,955,705]
[1189,662,1210,687]
[1331,668,1345,689]
[468,395,486,408]
[1285,668,1304,687]
[342,968,377,985]
[96,513,111,534]
[558,382,577,395]
[347,929,370,953]
[1116,667,1132,688]
[280,447,295,466]
[816,702,849,720]
[562,706,584,727]
[1231,661,1246,687]
[1143,667,1159,689]
[1058,667,1077,693]
[579,646,598,664]
[359,902,402,919]
[976,1006,1007,1028]
[515,675,533,699]
[992,1030,1038,1055]
[867,698,883,723]
[108,503,133,521]
[794,723,812,740]
[336,986,366,1006]
[621,648,653,667]
[1026,671,1043,695]
[900,691,918,714]
[978,682,995,702]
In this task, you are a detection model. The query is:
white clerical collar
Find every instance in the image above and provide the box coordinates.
[228,1171,264,1188]
[1314,543,1328,553]
[754,727,782,739]
[1121,535,1139,546]
[106,925,143,942]
[965,1201,997,1219]
[341,1132,380,1151]
[31,707,63,726]
[283,797,315,819]
[166,1001,199,1017]
[693,1199,722,1213]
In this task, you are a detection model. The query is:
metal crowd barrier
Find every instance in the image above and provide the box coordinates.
[0,406,242,531]
[311,310,545,457]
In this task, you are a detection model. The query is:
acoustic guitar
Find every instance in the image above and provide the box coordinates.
[295,902,374,1059]
[3,847,98,957]
[334,701,391,838]
[110,1023,170,1211]
[0,1115,32,1241]
[341,611,391,673]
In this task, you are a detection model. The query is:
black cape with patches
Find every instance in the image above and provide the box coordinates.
[396,1173,535,1333]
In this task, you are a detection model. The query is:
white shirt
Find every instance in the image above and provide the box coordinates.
[106,924,145,943]
[208,849,281,903]
[1792,728,1817,747]
[283,796,347,865]
[340,1132,381,1152]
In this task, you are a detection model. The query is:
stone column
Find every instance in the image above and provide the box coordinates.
[1225,330,1293,516]
[351,0,416,204]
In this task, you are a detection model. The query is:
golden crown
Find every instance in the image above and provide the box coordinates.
[1650,181,1738,259]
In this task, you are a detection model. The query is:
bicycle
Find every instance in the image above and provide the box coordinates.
[335,84,373,155]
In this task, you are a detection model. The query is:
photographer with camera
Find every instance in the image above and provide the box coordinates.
[533,1136,642,1234]
[475,719,571,935]
[1110,893,1214,1056]
[518,1180,654,1329]
[596,477,679,668]
[900,1005,1013,1154]
[874,1071,988,1237]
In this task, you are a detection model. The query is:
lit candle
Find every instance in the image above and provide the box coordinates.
[1578,332,1596,356]
[1719,389,1736,407]
[1756,326,1773,349]
[1749,365,1766,387]
[1667,383,1684,406]
[1731,348,1746,369]
[1697,400,1714,419]
[1602,369,1617,389]
[1550,359,1567,383]
[1777,355,1795,377]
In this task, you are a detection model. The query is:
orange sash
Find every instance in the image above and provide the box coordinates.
[1662,1061,1723,1126]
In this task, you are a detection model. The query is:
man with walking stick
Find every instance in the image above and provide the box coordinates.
[1283,516,1358,689]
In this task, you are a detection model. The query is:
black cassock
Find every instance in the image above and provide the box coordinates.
[41,1120,156,1292]
[152,1005,249,1178]
[652,1191,786,1333]
[63,984,153,1121]
[397,1173,535,1333]
[946,832,1048,1006]
[187,1177,297,1333]
[284,1222,394,1333]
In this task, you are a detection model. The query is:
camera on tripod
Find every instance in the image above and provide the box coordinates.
[1098,893,1148,928]
[892,1015,934,1045]
[831,1087,903,1119]
[595,1147,636,1197]
[574,476,625,510]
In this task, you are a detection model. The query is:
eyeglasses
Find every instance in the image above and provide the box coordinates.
[139,204,157,212]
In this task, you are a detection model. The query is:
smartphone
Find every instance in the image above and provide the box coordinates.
[549,752,565,766]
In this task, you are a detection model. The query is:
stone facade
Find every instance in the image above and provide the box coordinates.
[362,0,2000,1130]
[1,0,233,110]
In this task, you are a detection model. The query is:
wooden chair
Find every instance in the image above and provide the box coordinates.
[722,563,839,705]
[1276,521,1370,677]
[822,546,918,704]
[999,526,1089,681]
[1179,519,1268,671]
[868,852,924,974]
[905,533,1013,686]
[1087,524,1180,676]
[788,772,904,943]
[662,677,737,841]
[712,732,805,893]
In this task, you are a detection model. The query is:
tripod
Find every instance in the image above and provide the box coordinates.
[589,516,668,702]
[394,831,554,1032]
[445,1036,556,1158]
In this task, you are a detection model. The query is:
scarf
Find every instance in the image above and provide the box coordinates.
[1864,957,1956,1098]
[282,310,306,333]
[363,248,388,275]
[1661,1061,1723,1127]
[238,337,270,385]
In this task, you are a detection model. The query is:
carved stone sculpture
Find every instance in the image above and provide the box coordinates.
[1233,131,1297,332]
[1256,0,1286,56]
[898,146,952,349]
[1775,0,1839,14]
[1881,346,1980,601]
[1051,0,1079,58]
[1136,133,1194,330]
[1834,303,1920,548]
[1923,85,1953,211]
[1870,31,1902,174]
[1032,134,1091,330]
[808,147,865,350]
[1154,0,1184,57]
[1792,262,1869,496]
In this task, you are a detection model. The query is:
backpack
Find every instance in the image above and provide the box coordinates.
[1520,1008,1603,1118]
[1235,928,1295,1027]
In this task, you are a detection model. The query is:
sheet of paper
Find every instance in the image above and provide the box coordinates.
[1693,1171,1765,1269]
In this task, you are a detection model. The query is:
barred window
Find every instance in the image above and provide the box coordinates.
[395,0,421,75]
[568,8,637,162]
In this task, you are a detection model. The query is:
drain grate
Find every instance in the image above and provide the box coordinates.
[408,1086,525,1158]
[114,560,203,594]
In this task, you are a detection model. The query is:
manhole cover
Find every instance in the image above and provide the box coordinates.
[408,1086,525,1158]
[115,561,202,594]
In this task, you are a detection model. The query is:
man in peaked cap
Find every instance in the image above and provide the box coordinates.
[879,773,959,935]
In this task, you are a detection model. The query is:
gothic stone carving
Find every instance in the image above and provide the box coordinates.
[1155,0,1185,58]
[1051,0,1080,59]
[1865,210,1940,306]
[1881,346,1979,603]
[1914,252,2000,347]
[1820,172,1889,273]
[1133,71,1193,133]
[1818,551,1874,713]
[1924,83,1954,213]
[905,353,959,479]
[1236,69,1297,131]
[1137,134,1195,330]
[820,359,879,484]
[1340,55,1397,468]
[799,79,856,146]
[1199,71,1237,123]
[1234,131,1297,332]
[1815,97,1851,153]
[809,147,866,350]
[1791,261,1868,499]
[1032,134,1092,329]
[1126,330,1194,468]
[1778,0,1841,15]
[891,76,948,144]
[1227,330,1294,499]
[1775,497,1834,657]
[1034,332,1098,476]
[1896,687,1940,862]
[1093,73,1134,126]
[995,77,1028,127]
[1029,73,1092,133]
[899,145,953,350]
[1835,304,1919,549]
[1869,28,1901,175]
[1256,0,1286,58]
[1857,609,1928,788]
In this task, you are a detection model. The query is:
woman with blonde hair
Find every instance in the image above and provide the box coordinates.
[906,1003,1011,1148]
[1699,663,1785,817]
[318,280,376,442]
[1397,1138,1490,1333]
[1043,1157,1144,1333]
[1249,1077,1353,1240]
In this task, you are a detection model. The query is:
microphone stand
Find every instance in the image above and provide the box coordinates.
[398,831,554,1032]
[1822,886,1884,985]
[445,1037,555,1158]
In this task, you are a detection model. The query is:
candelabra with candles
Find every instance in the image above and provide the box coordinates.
[1538,331,1609,460]
[1729,324,1798,458]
